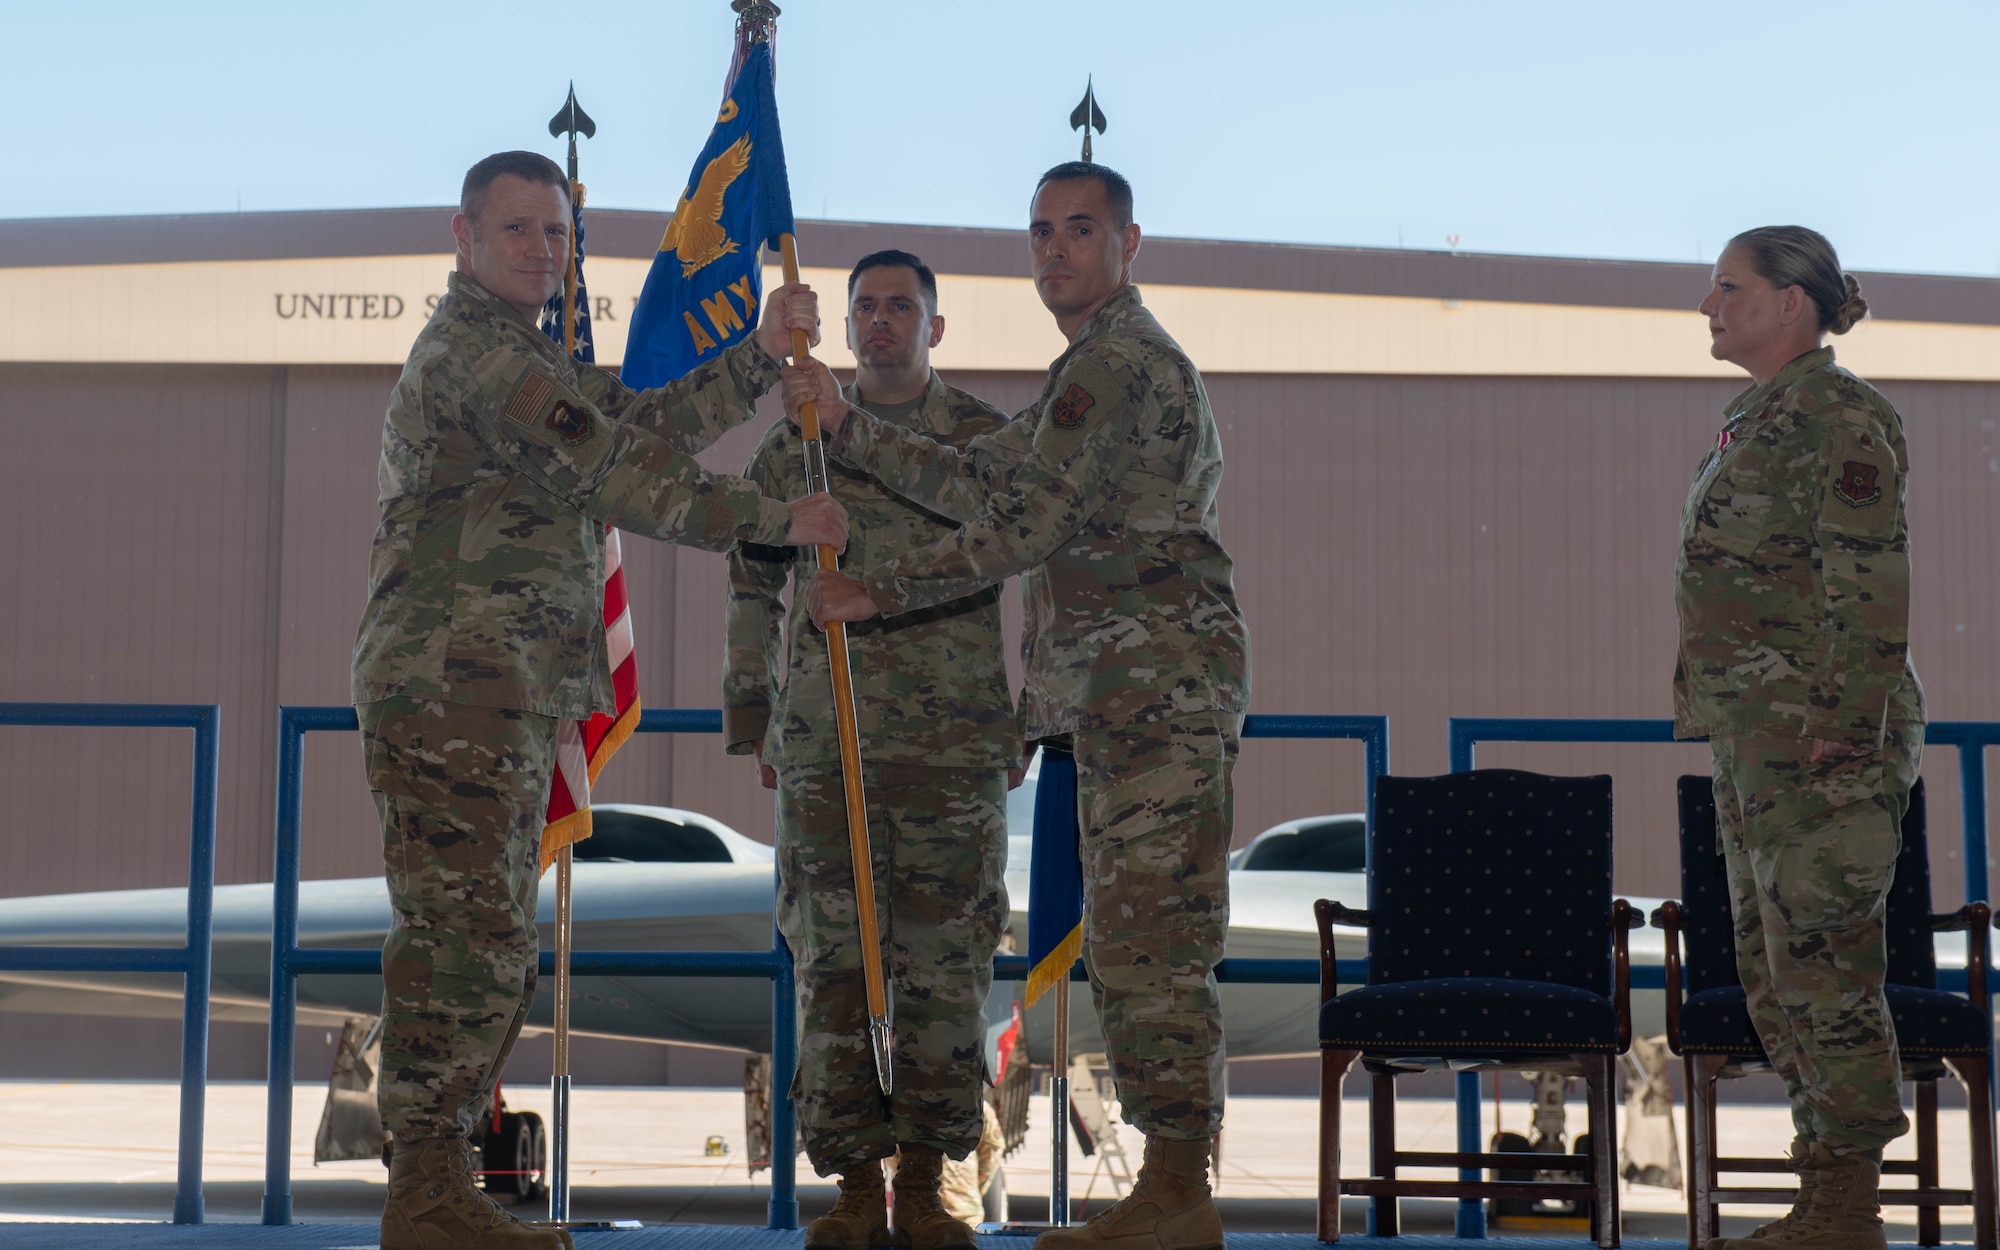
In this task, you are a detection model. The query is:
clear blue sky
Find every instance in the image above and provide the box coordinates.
[10,1,1999,276]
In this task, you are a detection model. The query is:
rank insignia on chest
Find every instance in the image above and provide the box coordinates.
[546,401,591,446]
[1834,459,1883,507]
[1052,382,1097,430]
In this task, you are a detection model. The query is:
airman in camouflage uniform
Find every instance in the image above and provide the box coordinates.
[726,251,1017,1250]
[351,151,842,1250]
[793,165,1250,1250]
[1678,228,1924,1250]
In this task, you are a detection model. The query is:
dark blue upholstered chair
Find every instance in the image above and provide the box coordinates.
[1655,776,1994,1250]
[1314,769,1636,1247]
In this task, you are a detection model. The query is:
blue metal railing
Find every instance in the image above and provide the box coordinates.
[260,708,1382,1226]
[0,702,218,1225]
[260,706,800,1228]
[1442,715,2000,1240]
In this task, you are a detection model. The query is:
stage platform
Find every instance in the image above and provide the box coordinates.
[0,1235,1919,1250]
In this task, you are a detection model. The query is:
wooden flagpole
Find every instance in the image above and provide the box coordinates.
[777,231,894,1095]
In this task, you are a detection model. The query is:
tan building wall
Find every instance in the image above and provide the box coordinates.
[5,359,1993,905]
[2,210,1997,1080]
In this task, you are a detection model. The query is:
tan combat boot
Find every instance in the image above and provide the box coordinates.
[1035,1136,1223,1250]
[807,1159,898,1250]
[1712,1143,1883,1250]
[1704,1138,1822,1249]
[892,1144,979,1250]
[380,1136,574,1250]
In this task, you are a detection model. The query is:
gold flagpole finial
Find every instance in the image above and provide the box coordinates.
[732,0,780,40]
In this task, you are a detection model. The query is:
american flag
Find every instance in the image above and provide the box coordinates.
[537,187,641,873]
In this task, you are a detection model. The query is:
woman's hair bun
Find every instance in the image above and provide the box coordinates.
[1730,226,1862,334]
[1829,272,1868,335]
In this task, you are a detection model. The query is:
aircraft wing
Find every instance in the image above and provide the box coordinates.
[0,861,1722,1062]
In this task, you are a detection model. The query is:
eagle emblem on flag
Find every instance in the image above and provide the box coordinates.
[663,135,752,278]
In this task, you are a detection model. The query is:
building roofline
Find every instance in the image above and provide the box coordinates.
[4,206,1997,326]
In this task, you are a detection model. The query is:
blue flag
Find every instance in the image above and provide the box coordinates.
[1024,746,1084,1008]
[623,40,795,389]
[538,195,595,364]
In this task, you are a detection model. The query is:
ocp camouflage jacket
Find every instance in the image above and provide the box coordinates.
[1673,346,1925,747]
[723,372,1020,770]
[352,270,791,718]
[830,285,1252,738]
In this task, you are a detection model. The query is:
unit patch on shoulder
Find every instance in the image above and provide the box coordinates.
[1052,383,1097,430]
[1833,460,1882,508]
[506,373,555,426]
[546,401,591,446]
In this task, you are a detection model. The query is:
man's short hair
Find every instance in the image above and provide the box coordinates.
[847,249,939,312]
[1033,161,1134,230]
[460,151,568,222]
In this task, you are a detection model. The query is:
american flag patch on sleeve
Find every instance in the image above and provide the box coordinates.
[506,373,556,426]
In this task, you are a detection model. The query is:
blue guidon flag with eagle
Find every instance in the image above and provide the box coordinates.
[623,38,795,389]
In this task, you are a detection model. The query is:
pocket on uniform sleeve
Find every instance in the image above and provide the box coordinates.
[1816,420,1899,541]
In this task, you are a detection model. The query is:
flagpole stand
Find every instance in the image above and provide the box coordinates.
[1050,973,1072,1227]
[989,964,1077,1237]
[533,845,642,1233]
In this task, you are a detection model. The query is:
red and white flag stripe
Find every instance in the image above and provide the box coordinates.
[540,527,642,873]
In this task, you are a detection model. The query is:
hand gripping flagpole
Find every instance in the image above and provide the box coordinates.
[776,229,895,1096]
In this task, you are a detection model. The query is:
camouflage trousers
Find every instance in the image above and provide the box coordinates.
[1069,712,1238,1141]
[1712,724,1923,1157]
[776,761,1009,1174]
[359,696,554,1143]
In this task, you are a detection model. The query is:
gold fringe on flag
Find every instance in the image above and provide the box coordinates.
[540,808,594,876]
[585,693,642,789]
[537,694,644,875]
[1022,923,1083,1010]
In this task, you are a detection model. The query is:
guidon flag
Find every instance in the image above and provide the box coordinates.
[622,36,795,389]
[1024,746,1085,1008]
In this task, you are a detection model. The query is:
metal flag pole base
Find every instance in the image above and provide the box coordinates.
[987,972,1074,1235]
[540,849,643,1232]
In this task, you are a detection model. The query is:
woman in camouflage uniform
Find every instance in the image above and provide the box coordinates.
[1676,226,1925,1250]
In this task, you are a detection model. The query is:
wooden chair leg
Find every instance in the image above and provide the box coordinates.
[1917,1078,1941,1247]
[1689,1054,1726,1250]
[1320,1049,1358,1243]
[1945,1056,1998,1250]
[1585,1052,1621,1248]
[1372,1068,1399,1237]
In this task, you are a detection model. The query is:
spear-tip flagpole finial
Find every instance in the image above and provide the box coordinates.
[1069,75,1107,163]
[547,82,596,183]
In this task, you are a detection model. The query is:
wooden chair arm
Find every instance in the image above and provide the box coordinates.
[1613,898,1635,1052]
[1323,901,1372,928]
[1314,899,1372,1005]
[1652,899,1685,1055]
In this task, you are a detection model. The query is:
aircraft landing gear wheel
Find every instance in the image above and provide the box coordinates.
[1487,1130,1536,1219]
[481,1110,549,1204]
[1572,1131,1595,1236]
